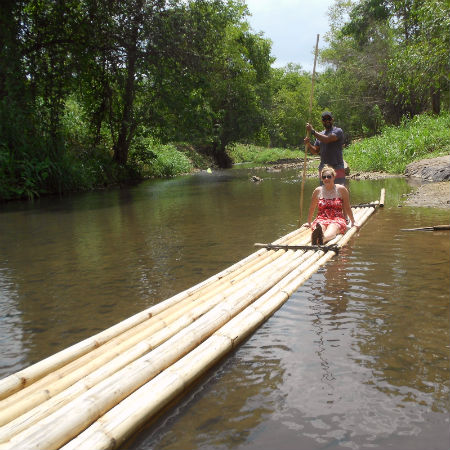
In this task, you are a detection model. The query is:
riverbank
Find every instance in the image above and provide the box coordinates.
[403,155,450,209]
[403,181,450,209]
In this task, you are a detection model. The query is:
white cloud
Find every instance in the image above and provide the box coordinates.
[244,0,335,70]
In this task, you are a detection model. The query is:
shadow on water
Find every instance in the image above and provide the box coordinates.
[0,167,449,449]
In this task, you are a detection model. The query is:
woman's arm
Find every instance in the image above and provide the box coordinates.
[303,188,320,227]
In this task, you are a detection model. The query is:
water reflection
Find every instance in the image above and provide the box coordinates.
[0,268,27,375]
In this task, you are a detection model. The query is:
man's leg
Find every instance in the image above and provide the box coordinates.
[334,168,346,185]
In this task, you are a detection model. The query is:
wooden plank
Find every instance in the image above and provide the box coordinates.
[401,225,450,231]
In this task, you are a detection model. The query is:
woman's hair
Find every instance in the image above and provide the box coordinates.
[321,165,336,177]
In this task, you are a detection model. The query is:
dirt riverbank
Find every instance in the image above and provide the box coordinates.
[403,181,450,209]
[403,155,450,209]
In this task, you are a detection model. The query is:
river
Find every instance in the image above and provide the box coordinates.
[0,167,449,450]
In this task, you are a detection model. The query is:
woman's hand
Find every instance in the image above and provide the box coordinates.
[352,222,360,230]
[302,222,312,228]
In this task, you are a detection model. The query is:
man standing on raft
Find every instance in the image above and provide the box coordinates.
[303,111,346,185]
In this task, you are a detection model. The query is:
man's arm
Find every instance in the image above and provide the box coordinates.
[306,122,339,144]
[303,138,320,154]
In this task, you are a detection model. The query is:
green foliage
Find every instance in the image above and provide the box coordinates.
[252,126,271,147]
[193,16,274,165]
[227,143,302,165]
[321,0,450,132]
[129,138,192,178]
[385,0,450,113]
[174,143,215,170]
[344,113,450,173]
[2,0,449,201]
[267,64,322,148]
[1,0,274,199]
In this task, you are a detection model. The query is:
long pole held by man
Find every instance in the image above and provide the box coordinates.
[299,34,320,225]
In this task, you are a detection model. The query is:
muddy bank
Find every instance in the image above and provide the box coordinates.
[403,155,450,209]
[403,181,450,209]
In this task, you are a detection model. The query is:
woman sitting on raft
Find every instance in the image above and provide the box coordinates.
[303,165,360,245]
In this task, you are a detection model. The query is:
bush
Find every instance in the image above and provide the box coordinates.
[227,143,303,164]
[344,112,450,173]
[129,137,192,178]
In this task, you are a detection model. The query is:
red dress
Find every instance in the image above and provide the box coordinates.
[312,196,347,234]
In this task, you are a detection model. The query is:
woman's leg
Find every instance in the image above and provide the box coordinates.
[321,223,341,243]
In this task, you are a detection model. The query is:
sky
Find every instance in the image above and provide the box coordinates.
[244,0,336,71]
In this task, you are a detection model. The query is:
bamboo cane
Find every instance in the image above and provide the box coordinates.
[400,225,450,231]
[299,33,320,225]
[2,239,317,447]
[0,225,307,404]
[60,246,324,450]
[0,227,310,425]
[57,244,348,450]
[0,222,339,432]
[60,334,235,450]
[379,187,385,207]
[0,241,311,432]
[58,250,328,450]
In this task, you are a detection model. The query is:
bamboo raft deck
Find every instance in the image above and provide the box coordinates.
[0,189,385,450]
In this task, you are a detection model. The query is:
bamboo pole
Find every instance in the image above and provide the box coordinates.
[58,249,330,450]
[1,241,318,448]
[0,225,308,403]
[60,335,235,450]
[58,238,357,450]
[0,216,360,433]
[0,227,311,432]
[400,225,450,231]
[54,246,336,450]
[0,241,312,433]
[299,33,320,224]
[379,187,385,207]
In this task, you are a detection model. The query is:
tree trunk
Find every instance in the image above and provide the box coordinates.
[431,86,440,115]
[113,50,137,165]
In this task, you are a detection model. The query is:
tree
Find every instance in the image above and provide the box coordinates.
[141,2,274,167]
[319,0,449,137]
[386,0,450,114]
[206,22,273,165]
[266,64,318,148]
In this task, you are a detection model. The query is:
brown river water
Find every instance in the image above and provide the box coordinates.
[0,167,449,450]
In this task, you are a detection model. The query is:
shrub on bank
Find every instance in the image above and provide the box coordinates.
[227,143,302,164]
[129,137,192,178]
[344,113,450,173]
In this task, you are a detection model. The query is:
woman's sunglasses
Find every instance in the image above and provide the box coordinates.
[322,174,333,179]
[322,117,332,122]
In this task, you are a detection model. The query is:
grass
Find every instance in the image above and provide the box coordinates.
[227,143,303,165]
[3,111,447,201]
[344,112,450,173]
[129,139,193,178]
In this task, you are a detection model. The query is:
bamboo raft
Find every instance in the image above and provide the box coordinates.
[0,189,385,450]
